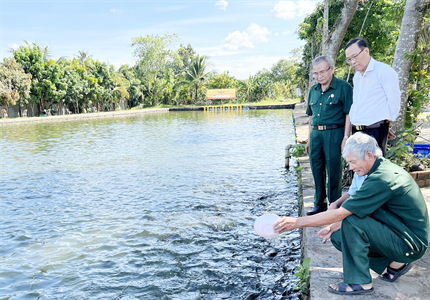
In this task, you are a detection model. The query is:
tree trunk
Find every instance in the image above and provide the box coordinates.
[323,0,329,45]
[39,98,46,115]
[392,0,430,131]
[29,103,35,117]
[321,0,360,61]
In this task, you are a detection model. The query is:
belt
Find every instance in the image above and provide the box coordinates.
[353,120,389,131]
[312,124,344,130]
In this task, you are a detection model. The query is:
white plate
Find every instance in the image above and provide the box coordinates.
[254,214,280,238]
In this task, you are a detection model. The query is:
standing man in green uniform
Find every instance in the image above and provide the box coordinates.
[305,56,352,215]
[274,133,429,295]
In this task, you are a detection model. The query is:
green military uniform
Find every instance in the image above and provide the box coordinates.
[331,158,429,284]
[306,76,352,207]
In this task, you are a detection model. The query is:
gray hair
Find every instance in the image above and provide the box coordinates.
[312,55,334,68]
[342,132,383,160]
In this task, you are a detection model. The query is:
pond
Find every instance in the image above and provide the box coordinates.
[0,109,301,300]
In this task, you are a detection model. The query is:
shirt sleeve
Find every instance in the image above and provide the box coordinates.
[379,66,401,121]
[342,82,353,115]
[306,90,312,116]
[342,176,392,218]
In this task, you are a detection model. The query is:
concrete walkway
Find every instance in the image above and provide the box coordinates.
[0,108,170,125]
[293,103,430,299]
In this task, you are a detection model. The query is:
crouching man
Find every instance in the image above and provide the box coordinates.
[274,132,429,295]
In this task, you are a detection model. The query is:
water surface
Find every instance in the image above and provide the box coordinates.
[0,110,301,299]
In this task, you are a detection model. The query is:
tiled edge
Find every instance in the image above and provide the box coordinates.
[409,170,430,187]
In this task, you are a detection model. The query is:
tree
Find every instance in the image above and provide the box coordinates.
[298,0,401,95]
[0,57,31,116]
[131,33,180,105]
[12,42,65,114]
[61,58,84,114]
[119,64,144,108]
[320,0,360,60]
[42,59,66,112]
[181,55,211,104]
[172,43,196,74]
[392,0,430,130]
[77,50,92,66]
[207,72,237,89]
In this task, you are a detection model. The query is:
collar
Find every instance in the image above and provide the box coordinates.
[367,157,384,176]
[362,57,375,76]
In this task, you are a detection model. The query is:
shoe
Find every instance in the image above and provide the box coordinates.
[380,263,412,282]
[328,282,374,295]
[306,205,327,215]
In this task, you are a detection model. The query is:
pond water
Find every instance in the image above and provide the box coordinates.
[0,110,301,300]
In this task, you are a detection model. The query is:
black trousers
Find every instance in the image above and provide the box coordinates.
[352,122,390,157]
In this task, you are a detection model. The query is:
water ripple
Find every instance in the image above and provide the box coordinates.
[1,110,300,299]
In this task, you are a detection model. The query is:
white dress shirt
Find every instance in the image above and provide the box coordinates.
[349,58,401,126]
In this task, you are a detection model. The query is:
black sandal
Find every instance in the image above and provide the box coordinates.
[328,282,374,295]
[380,263,412,282]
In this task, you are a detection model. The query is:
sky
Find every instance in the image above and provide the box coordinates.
[0,0,318,79]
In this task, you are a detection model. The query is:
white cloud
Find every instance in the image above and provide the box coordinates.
[271,1,316,20]
[213,55,288,79]
[215,0,228,11]
[197,46,242,57]
[110,8,123,13]
[222,23,271,51]
[283,30,291,35]
[7,43,19,50]
[297,1,318,16]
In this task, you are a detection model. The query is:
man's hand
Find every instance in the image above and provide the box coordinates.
[317,221,341,243]
[273,216,298,234]
[328,202,338,211]
[341,137,347,153]
[388,128,396,140]
[305,141,310,155]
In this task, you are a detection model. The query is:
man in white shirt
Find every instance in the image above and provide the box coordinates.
[344,38,401,156]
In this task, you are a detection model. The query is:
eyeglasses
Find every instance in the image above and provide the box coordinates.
[312,67,331,78]
[345,48,364,64]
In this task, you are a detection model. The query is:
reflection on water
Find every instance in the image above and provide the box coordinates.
[0,110,300,299]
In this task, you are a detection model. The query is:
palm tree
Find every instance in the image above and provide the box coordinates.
[181,55,211,104]
[77,50,92,66]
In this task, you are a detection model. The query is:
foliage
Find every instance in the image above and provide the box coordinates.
[172,43,196,75]
[298,0,399,83]
[207,72,237,89]
[386,125,422,171]
[342,160,354,189]
[131,33,180,106]
[5,34,303,115]
[294,257,311,296]
[403,14,430,127]
[291,144,306,157]
[237,73,272,103]
[180,54,211,104]
[12,42,66,114]
[119,65,144,108]
[0,57,32,114]
[296,1,429,171]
